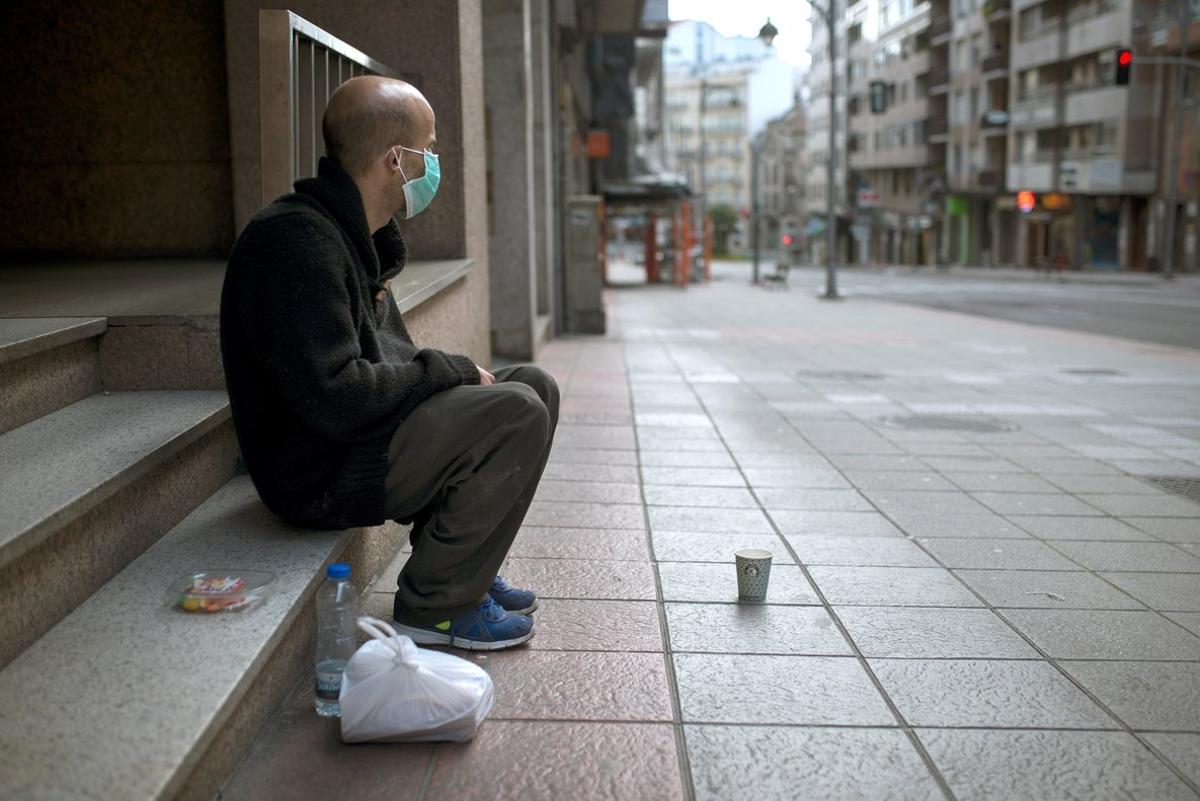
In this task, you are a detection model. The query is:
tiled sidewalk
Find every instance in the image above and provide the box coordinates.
[223,273,1200,801]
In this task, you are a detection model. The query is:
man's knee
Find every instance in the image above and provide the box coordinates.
[497,382,551,435]
[508,366,559,409]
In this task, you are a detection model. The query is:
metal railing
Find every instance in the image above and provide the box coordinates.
[259,10,399,205]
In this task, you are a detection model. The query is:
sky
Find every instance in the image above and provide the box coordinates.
[668,0,813,68]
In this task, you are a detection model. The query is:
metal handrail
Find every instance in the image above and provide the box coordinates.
[259,10,399,205]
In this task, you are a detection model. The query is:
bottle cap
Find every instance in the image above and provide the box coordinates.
[326,563,351,580]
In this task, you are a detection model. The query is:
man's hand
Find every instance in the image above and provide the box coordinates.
[477,365,495,385]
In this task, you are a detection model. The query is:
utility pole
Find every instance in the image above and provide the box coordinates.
[698,76,708,272]
[811,0,841,299]
[1161,0,1191,280]
[752,137,762,284]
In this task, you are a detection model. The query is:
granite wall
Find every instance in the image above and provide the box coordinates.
[0,1,235,258]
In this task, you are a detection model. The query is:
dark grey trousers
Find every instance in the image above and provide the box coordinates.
[384,365,560,624]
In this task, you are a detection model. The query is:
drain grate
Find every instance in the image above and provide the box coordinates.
[1141,476,1200,503]
[796,369,885,381]
[877,414,1020,434]
[1060,368,1126,376]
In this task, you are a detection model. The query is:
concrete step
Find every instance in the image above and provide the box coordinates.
[0,477,402,801]
[0,390,237,668]
[0,317,106,434]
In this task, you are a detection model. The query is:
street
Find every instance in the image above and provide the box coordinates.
[712,262,1200,351]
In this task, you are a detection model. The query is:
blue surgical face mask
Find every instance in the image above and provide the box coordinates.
[391,145,440,219]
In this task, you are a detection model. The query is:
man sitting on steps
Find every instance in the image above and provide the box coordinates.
[220,76,558,650]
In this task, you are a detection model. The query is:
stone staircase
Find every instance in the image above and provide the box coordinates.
[0,318,404,801]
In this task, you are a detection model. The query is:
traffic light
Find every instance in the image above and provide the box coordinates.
[1115,48,1132,85]
[1017,190,1036,214]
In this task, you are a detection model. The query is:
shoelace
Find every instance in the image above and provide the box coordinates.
[491,575,509,592]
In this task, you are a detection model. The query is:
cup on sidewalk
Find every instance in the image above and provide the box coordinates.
[734,549,773,602]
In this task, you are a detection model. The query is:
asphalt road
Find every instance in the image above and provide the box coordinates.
[713,262,1200,351]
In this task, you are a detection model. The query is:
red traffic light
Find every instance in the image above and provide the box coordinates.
[1118,49,1132,66]
[1115,48,1132,84]
[1017,190,1036,214]
[782,234,794,246]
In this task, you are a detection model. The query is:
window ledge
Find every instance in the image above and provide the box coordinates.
[390,259,474,314]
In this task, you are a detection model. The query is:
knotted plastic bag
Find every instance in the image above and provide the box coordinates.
[339,617,494,743]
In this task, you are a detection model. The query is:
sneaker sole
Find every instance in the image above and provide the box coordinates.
[508,599,539,616]
[390,620,535,651]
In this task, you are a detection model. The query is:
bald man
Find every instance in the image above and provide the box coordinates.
[220,77,558,650]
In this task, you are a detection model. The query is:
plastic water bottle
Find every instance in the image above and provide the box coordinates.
[314,562,360,717]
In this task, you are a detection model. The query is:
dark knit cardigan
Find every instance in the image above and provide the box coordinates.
[220,157,480,529]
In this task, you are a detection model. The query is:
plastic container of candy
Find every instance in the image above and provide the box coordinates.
[168,570,276,613]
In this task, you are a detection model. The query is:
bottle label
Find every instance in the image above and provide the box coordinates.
[315,672,342,701]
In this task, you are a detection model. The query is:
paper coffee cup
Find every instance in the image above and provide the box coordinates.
[735,549,772,601]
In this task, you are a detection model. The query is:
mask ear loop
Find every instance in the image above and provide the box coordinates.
[391,146,409,182]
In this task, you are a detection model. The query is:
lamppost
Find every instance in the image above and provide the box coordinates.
[768,10,841,299]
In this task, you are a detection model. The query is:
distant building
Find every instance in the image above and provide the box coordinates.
[663,20,795,249]
[756,105,808,253]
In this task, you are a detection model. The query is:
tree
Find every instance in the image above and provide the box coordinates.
[709,204,739,255]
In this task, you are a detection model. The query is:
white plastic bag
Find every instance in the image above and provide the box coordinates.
[339,617,494,743]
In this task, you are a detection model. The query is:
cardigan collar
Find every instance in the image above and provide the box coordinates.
[294,157,408,285]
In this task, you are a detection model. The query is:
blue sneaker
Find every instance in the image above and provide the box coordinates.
[392,595,534,651]
[489,575,538,615]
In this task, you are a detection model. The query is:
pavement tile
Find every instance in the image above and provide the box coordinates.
[871,659,1116,728]
[664,603,852,654]
[888,511,1032,539]
[826,453,931,472]
[1168,612,1200,636]
[1100,572,1200,611]
[525,500,646,530]
[1144,733,1200,785]
[529,599,663,652]
[216,681,432,801]
[844,471,957,491]
[548,448,639,466]
[1013,516,1153,541]
[1080,493,1200,518]
[955,569,1145,609]
[919,730,1199,801]
[685,725,943,801]
[810,565,982,607]
[533,480,643,504]
[638,450,737,468]
[635,412,714,428]
[756,488,874,511]
[971,492,1107,517]
[769,510,904,537]
[786,535,938,567]
[1014,458,1125,475]
[1046,474,1169,494]
[640,466,746,487]
[642,485,758,508]
[426,722,685,801]
[637,434,728,452]
[1003,609,1200,659]
[555,425,636,450]
[674,654,894,725]
[508,527,650,562]
[1051,541,1200,572]
[543,462,641,483]
[920,538,1083,570]
[862,490,993,516]
[500,558,657,600]
[837,607,1039,658]
[944,472,1063,493]
[480,651,673,721]
[1125,517,1200,544]
[1062,661,1200,731]
[647,506,773,534]
[650,531,794,564]
[921,456,1025,473]
[740,467,852,488]
[657,562,819,604]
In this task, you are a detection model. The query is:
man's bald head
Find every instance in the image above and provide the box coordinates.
[322,76,434,177]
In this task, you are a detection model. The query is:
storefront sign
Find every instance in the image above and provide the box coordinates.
[857,188,881,208]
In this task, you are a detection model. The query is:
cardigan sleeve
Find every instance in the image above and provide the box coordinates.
[232,215,480,444]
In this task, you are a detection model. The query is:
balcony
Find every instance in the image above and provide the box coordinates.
[981,51,1009,75]
[927,115,949,139]
[927,65,950,93]
[929,14,951,43]
[982,0,1012,22]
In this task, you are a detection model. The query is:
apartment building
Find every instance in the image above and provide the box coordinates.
[663,20,794,250]
[941,0,1014,265]
[757,104,808,251]
[846,0,942,265]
